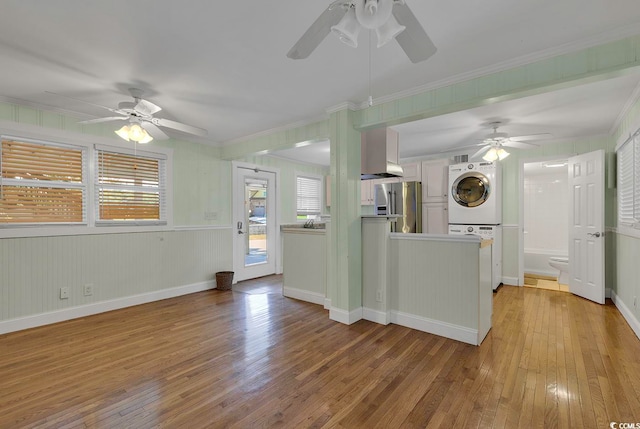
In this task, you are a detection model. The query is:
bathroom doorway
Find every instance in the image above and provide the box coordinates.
[519,157,569,292]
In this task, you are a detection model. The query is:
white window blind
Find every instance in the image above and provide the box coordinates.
[617,130,640,230]
[635,136,640,223]
[296,175,322,216]
[0,137,86,224]
[95,147,167,224]
[618,138,635,224]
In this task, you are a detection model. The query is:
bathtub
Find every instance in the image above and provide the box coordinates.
[524,248,568,277]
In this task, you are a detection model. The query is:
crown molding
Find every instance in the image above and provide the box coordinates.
[367,26,640,108]
[325,101,359,114]
[221,113,329,146]
[610,80,640,136]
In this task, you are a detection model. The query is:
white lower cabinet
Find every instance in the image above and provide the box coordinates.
[361,180,375,205]
[422,202,448,234]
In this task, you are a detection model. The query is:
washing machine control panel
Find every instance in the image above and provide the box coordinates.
[448,224,496,238]
[466,162,495,171]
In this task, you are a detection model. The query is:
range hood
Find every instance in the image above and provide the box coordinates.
[361,128,404,180]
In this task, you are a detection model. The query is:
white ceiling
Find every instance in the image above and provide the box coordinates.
[1,1,640,162]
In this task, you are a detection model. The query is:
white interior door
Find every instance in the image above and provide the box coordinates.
[233,165,277,282]
[568,150,605,304]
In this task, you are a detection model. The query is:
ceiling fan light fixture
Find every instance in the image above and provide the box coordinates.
[116,123,153,144]
[375,14,406,47]
[331,8,360,48]
[115,125,131,141]
[482,147,499,162]
[497,148,510,160]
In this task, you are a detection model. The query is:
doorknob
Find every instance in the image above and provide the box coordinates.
[237,221,244,234]
[587,232,602,238]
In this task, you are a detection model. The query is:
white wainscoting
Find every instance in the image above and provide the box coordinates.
[361,230,492,346]
[281,229,326,305]
[0,228,233,334]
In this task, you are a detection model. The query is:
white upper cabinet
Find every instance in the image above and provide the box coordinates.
[398,162,422,183]
[421,159,450,203]
[327,175,376,206]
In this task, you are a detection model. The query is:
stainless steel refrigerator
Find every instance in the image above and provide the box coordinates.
[374,181,422,233]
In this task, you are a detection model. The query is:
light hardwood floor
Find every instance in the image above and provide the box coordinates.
[1,276,640,428]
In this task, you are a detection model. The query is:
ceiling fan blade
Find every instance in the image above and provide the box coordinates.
[45,91,121,115]
[510,133,553,141]
[153,118,208,137]
[503,140,540,149]
[140,121,169,140]
[78,116,128,125]
[470,145,491,160]
[287,1,348,60]
[134,99,162,116]
[392,2,437,63]
[438,142,485,153]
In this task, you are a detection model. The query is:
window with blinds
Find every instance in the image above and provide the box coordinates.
[95,148,166,224]
[617,130,640,230]
[0,138,86,224]
[296,175,322,219]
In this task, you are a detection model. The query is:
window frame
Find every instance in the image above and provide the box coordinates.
[0,122,173,238]
[94,144,168,226]
[1,135,88,226]
[295,172,323,221]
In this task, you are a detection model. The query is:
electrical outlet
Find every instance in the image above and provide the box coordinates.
[376,290,383,302]
[60,287,69,299]
[83,284,94,296]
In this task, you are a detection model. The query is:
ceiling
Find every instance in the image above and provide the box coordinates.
[1,1,640,162]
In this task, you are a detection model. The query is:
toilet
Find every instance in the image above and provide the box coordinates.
[549,256,569,285]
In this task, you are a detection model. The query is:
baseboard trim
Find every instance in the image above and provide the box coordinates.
[283,287,325,306]
[324,298,331,310]
[501,276,519,286]
[605,288,612,299]
[390,310,479,345]
[611,291,640,341]
[523,269,558,278]
[362,307,390,325]
[0,280,216,335]
[330,306,363,325]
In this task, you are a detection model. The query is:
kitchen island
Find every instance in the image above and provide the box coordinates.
[280,223,327,306]
[280,217,493,346]
[362,216,493,345]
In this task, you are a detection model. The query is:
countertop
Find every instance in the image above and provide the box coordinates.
[280,223,326,233]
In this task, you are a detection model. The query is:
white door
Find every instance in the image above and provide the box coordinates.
[568,150,605,304]
[233,165,277,282]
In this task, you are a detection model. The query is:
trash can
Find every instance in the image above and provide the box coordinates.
[215,271,234,291]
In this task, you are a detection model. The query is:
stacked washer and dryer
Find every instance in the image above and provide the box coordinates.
[448,162,503,291]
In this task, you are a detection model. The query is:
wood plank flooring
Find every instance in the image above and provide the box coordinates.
[1,277,640,428]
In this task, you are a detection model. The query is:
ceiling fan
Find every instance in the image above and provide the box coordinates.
[467,122,551,161]
[287,0,437,64]
[47,88,207,142]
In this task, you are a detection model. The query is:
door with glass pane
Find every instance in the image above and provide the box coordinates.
[233,166,276,282]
